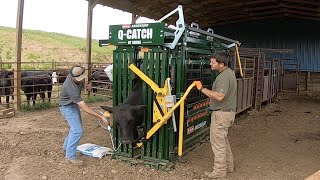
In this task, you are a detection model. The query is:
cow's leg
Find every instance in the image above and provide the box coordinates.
[91,83,97,96]
[32,93,37,106]
[6,95,9,108]
[48,91,51,102]
[10,87,14,100]
[92,88,97,96]
[26,94,31,105]
[47,85,52,103]
[40,92,45,102]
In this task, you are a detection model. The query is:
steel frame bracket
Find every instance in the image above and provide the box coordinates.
[157,5,186,49]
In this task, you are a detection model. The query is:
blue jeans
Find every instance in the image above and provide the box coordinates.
[59,104,83,159]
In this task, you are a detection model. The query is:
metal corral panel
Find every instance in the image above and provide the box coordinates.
[262,76,269,102]
[213,19,320,72]
[242,40,320,72]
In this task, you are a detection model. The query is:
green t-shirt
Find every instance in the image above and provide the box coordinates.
[209,67,237,111]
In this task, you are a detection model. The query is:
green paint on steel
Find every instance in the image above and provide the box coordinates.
[110,23,226,166]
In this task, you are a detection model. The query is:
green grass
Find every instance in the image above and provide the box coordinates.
[84,95,110,103]
[20,101,59,112]
[22,29,114,54]
[0,26,115,66]
[0,26,115,111]
[19,94,109,112]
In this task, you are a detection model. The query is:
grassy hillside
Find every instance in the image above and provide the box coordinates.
[0,26,114,69]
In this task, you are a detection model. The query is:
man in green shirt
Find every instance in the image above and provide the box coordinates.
[195,51,237,178]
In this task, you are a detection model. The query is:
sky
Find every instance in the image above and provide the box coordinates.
[0,0,155,39]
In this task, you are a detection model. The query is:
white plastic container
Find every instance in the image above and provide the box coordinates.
[104,64,113,82]
[52,72,58,84]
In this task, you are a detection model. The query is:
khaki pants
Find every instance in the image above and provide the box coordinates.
[210,111,235,174]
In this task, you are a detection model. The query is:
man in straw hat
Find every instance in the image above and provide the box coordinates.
[59,65,109,166]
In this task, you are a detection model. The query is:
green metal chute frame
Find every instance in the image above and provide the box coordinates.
[108,5,239,168]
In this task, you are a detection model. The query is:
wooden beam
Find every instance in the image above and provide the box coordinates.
[205,14,283,27]
[86,0,94,97]
[281,3,320,13]
[98,0,141,16]
[285,14,320,22]
[285,9,320,17]
[281,0,320,6]
[90,0,100,9]
[131,14,140,24]
[200,0,279,12]
[214,15,283,26]
[14,0,24,111]
[200,9,281,27]
[193,3,280,23]
[246,4,280,12]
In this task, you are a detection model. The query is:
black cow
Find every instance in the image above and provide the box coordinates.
[54,68,111,94]
[0,70,14,108]
[53,69,69,84]
[100,78,147,144]
[91,69,112,94]
[21,71,52,105]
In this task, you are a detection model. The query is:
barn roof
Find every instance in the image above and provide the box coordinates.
[93,0,320,27]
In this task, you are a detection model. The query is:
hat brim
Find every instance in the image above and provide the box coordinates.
[74,74,86,81]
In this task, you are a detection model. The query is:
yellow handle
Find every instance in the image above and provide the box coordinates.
[235,42,243,77]
[129,64,165,95]
[136,82,196,148]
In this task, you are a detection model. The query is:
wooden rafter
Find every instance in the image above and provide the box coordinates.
[285,9,320,17]
[281,3,320,13]
[205,11,281,27]
[199,8,281,27]
[211,15,283,26]
[285,14,320,21]
[91,0,320,26]
[281,0,320,6]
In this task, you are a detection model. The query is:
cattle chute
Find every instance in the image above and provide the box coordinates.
[107,5,240,169]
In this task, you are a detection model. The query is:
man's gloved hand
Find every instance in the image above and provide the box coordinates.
[194,81,203,90]
[99,115,109,126]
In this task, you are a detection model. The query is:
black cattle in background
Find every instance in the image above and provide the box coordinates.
[21,71,52,106]
[91,68,111,95]
[53,69,69,84]
[0,70,14,108]
[0,68,112,107]
[54,68,111,94]
[100,77,147,144]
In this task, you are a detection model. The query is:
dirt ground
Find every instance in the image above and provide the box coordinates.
[0,93,320,180]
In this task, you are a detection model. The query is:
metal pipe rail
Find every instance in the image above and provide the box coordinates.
[129,64,196,159]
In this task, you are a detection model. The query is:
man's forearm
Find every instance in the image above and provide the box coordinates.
[78,101,101,119]
[201,88,224,102]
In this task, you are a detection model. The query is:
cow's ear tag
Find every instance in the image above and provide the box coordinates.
[103,111,111,117]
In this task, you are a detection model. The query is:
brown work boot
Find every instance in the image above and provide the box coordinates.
[65,158,84,166]
[204,170,227,179]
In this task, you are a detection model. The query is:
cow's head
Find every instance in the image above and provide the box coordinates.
[91,71,100,81]
[101,104,147,144]
[0,70,14,87]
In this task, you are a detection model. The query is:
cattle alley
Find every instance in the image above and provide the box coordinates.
[0,93,319,180]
